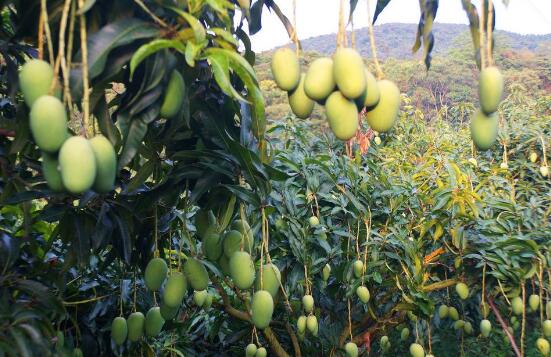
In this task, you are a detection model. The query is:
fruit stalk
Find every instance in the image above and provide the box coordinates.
[78,0,90,138]
[366,0,384,79]
[40,0,55,64]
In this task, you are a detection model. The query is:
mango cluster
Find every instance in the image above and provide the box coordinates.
[19,59,117,194]
[471,66,503,150]
[271,47,400,140]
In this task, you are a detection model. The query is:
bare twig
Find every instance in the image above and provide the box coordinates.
[77,0,90,137]
[133,0,169,28]
[487,297,521,357]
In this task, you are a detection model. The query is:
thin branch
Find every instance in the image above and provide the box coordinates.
[77,0,90,138]
[487,296,521,357]
[366,0,384,79]
[133,0,169,28]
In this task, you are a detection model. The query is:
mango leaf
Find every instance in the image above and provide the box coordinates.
[373,0,392,24]
[412,0,438,70]
[210,28,238,47]
[118,117,149,170]
[168,7,206,43]
[348,0,359,23]
[249,0,266,35]
[206,51,247,102]
[130,39,186,79]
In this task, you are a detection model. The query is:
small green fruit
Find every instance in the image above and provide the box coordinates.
[288,73,314,119]
[356,286,370,304]
[230,251,255,290]
[59,136,97,194]
[306,315,318,336]
[251,290,274,329]
[353,260,364,278]
[325,91,359,141]
[160,70,185,119]
[271,48,300,91]
[448,306,459,320]
[322,264,331,281]
[73,348,83,357]
[163,272,188,308]
[308,216,320,226]
[470,110,498,150]
[345,341,359,357]
[127,312,145,342]
[456,282,469,300]
[144,257,168,291]
[512,296,524,316]
[480,319,492,337]
[89,135,117,193]
[374,136,382,145]
[530,294,541,312]
[304,57,335,102]
[30,95,68,153]
[530,152,538,163]
[409,343,425,357]
[42,152,64,191]
[183,258,209,291]
[231,220,254,252]
[255,263,281,297]
[401,327,410,340]
[203,230,223,261]
[365,80,400,133]
[193,290,208,307]
[112,316,128,345]
[380,335,390,349]
[302,294,314,313]
[19,59,55,107]
[145,307,165,337]
[333,47,366,99]
[463,321,473,334]
[245,343,257,357]
[541,166,549,178]
[537,337,550,356]
[204,293,213,308]
[255,347,267,357]
[479,66,503,114]
[223,230,251,258]
[543,320,551,337]
[297,315,307,334]
[453,320,465,330]
[438,305,449,319]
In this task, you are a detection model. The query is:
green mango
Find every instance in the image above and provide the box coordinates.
[193,290,208,307]
[288,73,314,119]
[479,66,503,114]
[325,91,359,141]
[255,263,281,298]
[203,230,223,261]
[537,338,550,356]
[145,306,165,337]
[223,230,251,258]
[255,347,267,357]
[543,320,551,337]
[19,59,55,107]
[511,296,524,316]
[529,294,540,311]
[304,57,335,102]
[480,319,492,337]
[470,110,498,150]
[42,152,64,191]
[59,136,96,194]
[89,135,117,193]
[127,312,145,342]
[356,286,370,303]
[355,69,380,109]
[163,272,187,308]
[30,95,67,153]
[438,305,449,319]
[160,70,185,119]
[271,48,300,91]
[230,251,255,290]
[322,264,331,281]
[409,343,425,357]
[183,258,209,291]
[306,315,318,336]
[333,47,366,99]
[365,80,400,133]
[297,315,307,334]
[302,294,314,313]
[251,290,274,329]
[144,257,168,291]
[448,306,459,320]
[111,316,128,345]
[345,342,358,357]
[353,260,363,278]
[245,343,257,357]
[401,327,410,340]
[456,282,469,300]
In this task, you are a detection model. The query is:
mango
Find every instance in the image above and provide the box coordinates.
[438,305,449,319]
[204,293,213,308]
[160,70,185,118]
[297,315,307,334]
[218,254,231,276]
[30,95,67,153]
[73,348,83,357]
[231,220,254,252]
[145,306,165,337]
[401,327,410,340]
[271,48,300,91]
[111,316,128,345]
[59,136,97,194]
[542,166,550,178]
[456,282,469,300]
[251,290,274,329]
[223,230,251,258]
[302,294,314,313]
[325,91,359,141]
[543,320,551,337]
[356,286,370,303]
[195,209,209,238]
[203,230,223,261]
[470,110,498,150]
[42,152,64,191]
[530,152,538,163]
[193,290,208,307]
[229,251,255,289]
[306,315,318,336]
[479,66,503,114]
[288,73,314,119]
[163,272,187,308]
[304,57,335,102]
[512,296,523,316]
[345,342,358,357]
[308,216,320,226]
[89,135,116,193]
[255,347,267,357]
[409,343,425,357]
[463,321,473,334]
[255,263,281,298]
[480,319,492,337]
[537,338,550,356]
[448,306,459,320]
[19,59,55,107]
[529,294,540,311]
[356,69,380,109]
[127,311,145,342]
[365,80,400,133]
[333,47,366,99]
[380,335,390,349]
[322,264,331,281]
[453,320,465,330]
[353,260,364,278]
[183,258,209,291]
[160,303,179,320]
[144,257,168,291]
[245,343,257,357]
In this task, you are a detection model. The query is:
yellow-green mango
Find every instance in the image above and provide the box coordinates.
[163,272,187,308]
[511,296,523,315]
[144,257,168,291]
[479,66,503,114]
[204,293,213,308]
[537,337,550,356]
[453,320,465,330]
[353,259,363,278]
[333,47,366,99]
[544,320,551,337]
[183,258,209,291]
[30,95,67,153]
[231,220,254,252]
[19,59,55,107]
[529,294,540,311]
[322,264,331,281]
[251,290,274,329]
[288,73,314,119]
[193,290,208,307]
[304,57,335,102]
[255,347,267,357]
[308,216,320,226]
[297,315,307,334]
[203,230,223,261]
[356,69,380,109]
[160,70,184,119]
[356,286,370,303]
[470,110,498,150]
[325,91,358,141]
[480,319,492,337]
[302,294,314,313]
[127,311,145,342]
[89,135,116,193]
[59,136,97,194]
[160,303,179,320]
[229,251,255,289]
[111,316,128,345]
[380,335,390,349]
[245,343,257,357]
[365,80,400,133]
[345,342,358,357]
[306,315,318,336]
[145,306,165,337]
[271,48,300,91]
[255,263,281,298]
[438,305,449,319]
[463,321,473,334]
[401,327,410,340]
[456,282,469,300]
[409,343,425,357]
[42,152,64,191]
[448,306,459,320]
[223,230,251,258]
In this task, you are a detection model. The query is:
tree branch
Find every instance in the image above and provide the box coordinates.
[487,296,521,357]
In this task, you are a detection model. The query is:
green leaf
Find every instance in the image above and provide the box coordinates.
[126,160,156,192]
[206,51,246,102]
[130,39,186,79]
[167,7,206,43]
[118,117,148,170]
[373,0,392,24]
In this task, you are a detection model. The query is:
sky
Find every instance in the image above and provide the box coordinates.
[248,0,551,51]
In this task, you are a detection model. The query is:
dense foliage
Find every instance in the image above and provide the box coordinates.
[0,0,550,356]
